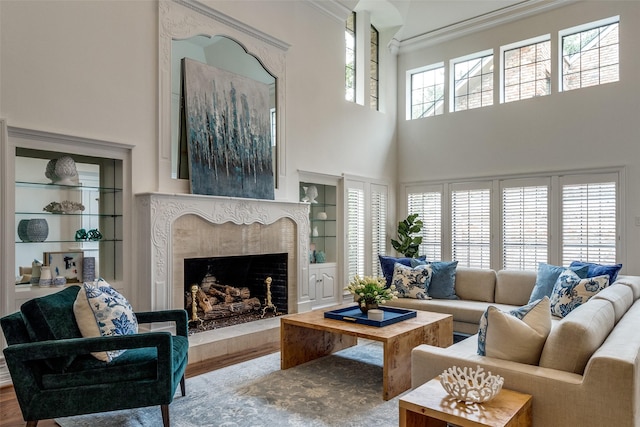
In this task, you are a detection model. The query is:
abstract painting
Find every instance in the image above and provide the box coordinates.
[182,58,274,199]
[44,251,83,283]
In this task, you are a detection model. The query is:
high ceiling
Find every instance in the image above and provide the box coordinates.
[342,0,557,43]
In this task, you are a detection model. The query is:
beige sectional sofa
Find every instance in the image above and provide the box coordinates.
[386,267,640,427]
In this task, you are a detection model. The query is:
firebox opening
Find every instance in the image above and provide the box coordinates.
[184,253,288,334]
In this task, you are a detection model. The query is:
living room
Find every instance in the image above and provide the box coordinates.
[1,0,639,425]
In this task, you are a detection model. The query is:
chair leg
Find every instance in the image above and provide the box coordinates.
[26,421,38,427]
[180,375,186,396]
[161,404,170,427]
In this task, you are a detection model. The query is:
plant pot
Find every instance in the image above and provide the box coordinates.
[358,301,378,315]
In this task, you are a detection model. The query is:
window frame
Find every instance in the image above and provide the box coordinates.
[345,12,356,103]
[449,49,494,112]
[500,34,552,103]
[558,15,620,92]
[406,62,445,120]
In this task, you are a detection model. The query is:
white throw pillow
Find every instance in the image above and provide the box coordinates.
[73,280,138,362]
[391,262,432,299]
[477,296,552,365]
[549,269,610,318]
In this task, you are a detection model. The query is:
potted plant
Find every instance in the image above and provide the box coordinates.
[391,213,423,258]
[345,275,398,314]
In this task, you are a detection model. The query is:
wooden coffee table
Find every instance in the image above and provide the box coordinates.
[399,377,532,427]
[280,306,453,400]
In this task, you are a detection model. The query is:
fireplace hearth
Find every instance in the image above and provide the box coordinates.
[184,253,287,333]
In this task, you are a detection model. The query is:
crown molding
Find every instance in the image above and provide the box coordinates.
[304,0,353,22]
[398,0,578,54]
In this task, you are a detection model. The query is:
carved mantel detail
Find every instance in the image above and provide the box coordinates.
[136,192,310,313]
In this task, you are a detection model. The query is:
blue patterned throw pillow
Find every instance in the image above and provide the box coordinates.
[73,281,138,362]
[392,262,432,299]
[528,262,589,304]
[549,269,610,318]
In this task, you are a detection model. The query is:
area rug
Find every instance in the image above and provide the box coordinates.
[55,341,401,427]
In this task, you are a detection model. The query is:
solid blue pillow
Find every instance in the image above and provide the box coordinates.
[569,261,622,283]
[411,259,459,300]
[528,263,589,304]
[379,255,426,287]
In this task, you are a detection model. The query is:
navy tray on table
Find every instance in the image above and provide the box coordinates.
[324,305,417,327]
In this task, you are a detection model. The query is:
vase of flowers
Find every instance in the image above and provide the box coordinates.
[345,275,398,314]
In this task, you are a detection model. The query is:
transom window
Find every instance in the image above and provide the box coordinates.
[407,64,445,120]
[345,12,356,102]
[560,16,619,91]
[451,51,494,112]
[502,37,551,103]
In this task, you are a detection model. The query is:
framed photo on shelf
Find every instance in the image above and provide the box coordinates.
[44,251,83,283]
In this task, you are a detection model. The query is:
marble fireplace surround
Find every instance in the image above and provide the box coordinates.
[136,192,311,362]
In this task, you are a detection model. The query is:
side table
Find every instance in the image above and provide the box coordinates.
[399,377,532,427]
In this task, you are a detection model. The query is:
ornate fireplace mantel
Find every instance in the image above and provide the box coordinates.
[135,192,311,314]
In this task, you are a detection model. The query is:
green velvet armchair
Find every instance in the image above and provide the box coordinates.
[0,286,189,427]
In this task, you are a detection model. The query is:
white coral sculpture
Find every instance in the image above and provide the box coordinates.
[440,365,504,404]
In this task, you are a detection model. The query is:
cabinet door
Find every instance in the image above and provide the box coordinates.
[320,270,335,299]
[309,270,318,301]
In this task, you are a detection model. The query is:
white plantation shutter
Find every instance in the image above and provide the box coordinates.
[501,181,549,270]
[347,187,365,280]
[451,184,491,268]
[371,184,387,276]
[408,188,442,260]
[562,177,617,264]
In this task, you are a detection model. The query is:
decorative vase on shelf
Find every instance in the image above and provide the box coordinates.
[39,266,52,287]
[45,155,78,185]
[17,219,30,242]
[26,218,48,242]
[312,226,319,237]
[30,259,43,285]
[307,185,318,203]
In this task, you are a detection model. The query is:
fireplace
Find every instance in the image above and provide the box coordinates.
[135,193,312,363]
[184,253,288,332]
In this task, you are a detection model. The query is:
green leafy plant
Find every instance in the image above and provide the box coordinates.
[345,275,398,307]
[391,213,423,258]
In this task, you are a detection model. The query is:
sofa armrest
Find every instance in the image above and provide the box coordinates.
[135,309,188,337]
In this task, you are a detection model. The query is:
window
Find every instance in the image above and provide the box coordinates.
[370,25,379,111]
[501,180,549,270]
[346,186,365,280]
[451,51,494,111]
[408,188,442,260]
[560,17,619,91]
[502,37,551,103]
[345,12,356,102]
[561,176,617,264]
[451,184,492,268]
[402,169,620,270]
[371,184,387,276]
[408,64,445,120]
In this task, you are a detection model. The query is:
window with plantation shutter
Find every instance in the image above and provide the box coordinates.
[451,184,491,268]
[501,180,549,270]
[562,177,617,265]
[347,186,365,280]
[371,184,387,276]
[408,188,442,260]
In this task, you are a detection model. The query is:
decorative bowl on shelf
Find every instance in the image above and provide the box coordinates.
[440,365,504,404]
[25,218,49,242]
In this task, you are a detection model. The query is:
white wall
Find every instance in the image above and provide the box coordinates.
[0,0,397,199]
[396,1,640,274]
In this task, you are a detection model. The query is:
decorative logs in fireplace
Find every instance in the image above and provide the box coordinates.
[186,273,262,322]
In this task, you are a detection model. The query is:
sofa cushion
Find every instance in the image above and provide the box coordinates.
[412,260,459,300]
[528,263,589,304]
[615,275,640,300]
[591,284,633,323]
[392,263,432,299]
[570,260,622,283]
[495,270,536,306]
[379,255,426,287]
[20,285,82,371]
[385,298,517,325]
[549,269,609,318]
[477,297,551,365]
[73,281,139,362]
[539,298,615,374]
[454,267,496,302]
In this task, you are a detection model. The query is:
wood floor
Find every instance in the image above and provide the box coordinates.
[0,342,279,427]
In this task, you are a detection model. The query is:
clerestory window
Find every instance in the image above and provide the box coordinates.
[502,36,551,103]
[451,51,494,112]
[407,64,445,120]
